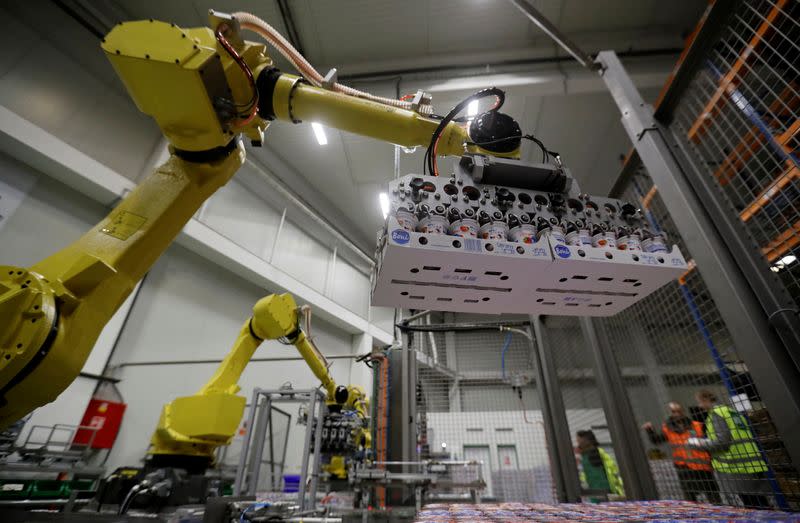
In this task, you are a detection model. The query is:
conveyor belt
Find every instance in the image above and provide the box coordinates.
[415,500,800,522]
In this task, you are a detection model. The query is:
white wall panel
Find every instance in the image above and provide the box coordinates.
[15,378,96,445]
[428,411,551,469]
[0,5,160,180]
[0,155,37,233]
[107,245,264,365]
[369,306,396,339]
[0,153,105,264]
[272,219,331,294]
[201,177,281,259]
[331,258,369,316]
[83,289,139,376]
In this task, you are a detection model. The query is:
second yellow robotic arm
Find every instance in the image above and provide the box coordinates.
[148,293,339,467]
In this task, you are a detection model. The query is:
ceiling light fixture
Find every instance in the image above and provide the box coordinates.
[780,254,797,266]
[311,122,327,145]
[379,192,390,219]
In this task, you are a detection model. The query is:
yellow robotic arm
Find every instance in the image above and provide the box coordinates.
[0,11,520,429]
[148,293,340,469]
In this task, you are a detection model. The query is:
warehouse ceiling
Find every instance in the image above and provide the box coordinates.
[18,0,706,253]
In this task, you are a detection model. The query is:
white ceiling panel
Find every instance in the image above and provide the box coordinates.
[426,0,545,54]
[299,0,430,65]
[256,125,354,195]
[558,0,660,33]
[343,138,395,184]
[112,0,285,30]
[529,86,661,196]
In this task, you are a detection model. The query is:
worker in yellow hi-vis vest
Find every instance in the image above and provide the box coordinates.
[687,389,771,509]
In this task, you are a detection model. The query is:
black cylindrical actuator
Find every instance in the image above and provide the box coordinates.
[460,155,568,192]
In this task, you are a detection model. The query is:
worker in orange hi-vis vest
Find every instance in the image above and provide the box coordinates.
[642,402,721,503]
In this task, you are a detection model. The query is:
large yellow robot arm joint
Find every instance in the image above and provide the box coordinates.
[250,294,337,399]
[101,10,272,152]
[148,293,335,461]
[193,293,333,398]
[232,10,521,161]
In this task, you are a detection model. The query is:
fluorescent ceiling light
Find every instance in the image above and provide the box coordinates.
[379,192,390,219]
[780,254,797,266]
[467,100,479,117]
[425,73,552,93]
[311,122,327,145]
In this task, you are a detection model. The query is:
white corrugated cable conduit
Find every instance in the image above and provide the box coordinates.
[232,12,433,114]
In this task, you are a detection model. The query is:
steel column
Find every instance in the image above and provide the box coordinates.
[233,388,262,495]
[298,391,318,510]
[628,323,671,411]
[532,315,582,502]
[580,317,658,499]
[386,344,417,506]
[444,314,461,412]
[596,50,800,466]
[308,397,326,510]
[407,339,419,465]
[249,395,272,495]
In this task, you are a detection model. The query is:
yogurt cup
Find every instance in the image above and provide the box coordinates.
[479,221,509,241]
[449,218,479,238]
[418,215,449,235]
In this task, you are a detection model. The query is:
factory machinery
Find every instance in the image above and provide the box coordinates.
[0,6,688,522]
[371,154,687,315]
[101,292,371,515]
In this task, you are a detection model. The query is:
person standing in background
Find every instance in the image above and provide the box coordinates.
[576,430,624,498]
[642,402,722,503]
[687,389,771,509]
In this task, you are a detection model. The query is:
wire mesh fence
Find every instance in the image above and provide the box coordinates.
[594,162,800,509]
[646,0,800,508]
[405,0,800,513]
[544,315,623,501]
[669,0,800,307]
[407,314,556,504]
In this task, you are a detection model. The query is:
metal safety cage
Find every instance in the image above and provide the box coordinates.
[592,5,800,493]
[404,313,557,504]
[234,387,325,512]
[601,156,800,509]
[543,316,614,500]
[575,0,800,511]
[540,314,656,502]
[670,0,800,311]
